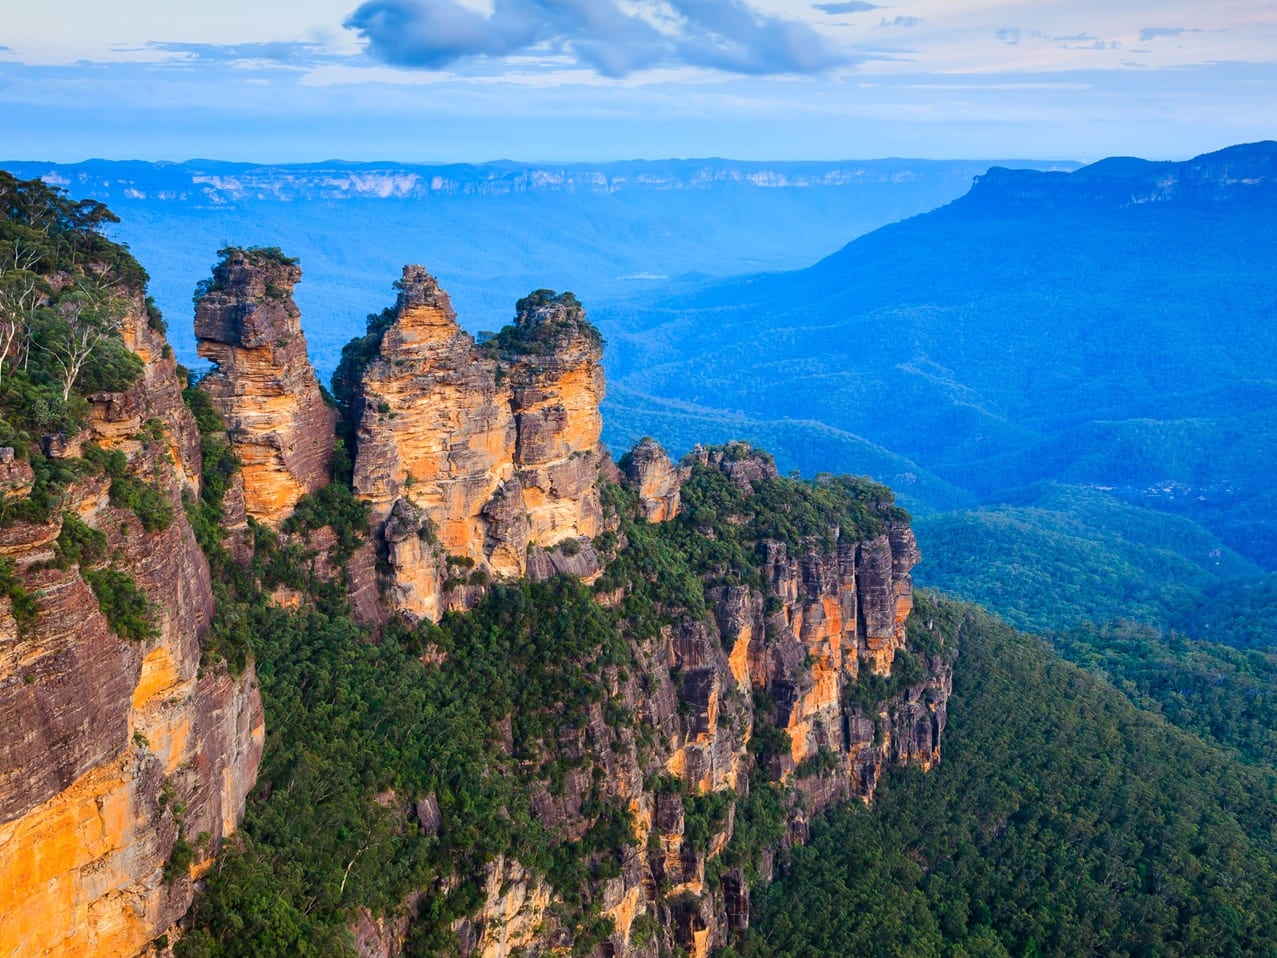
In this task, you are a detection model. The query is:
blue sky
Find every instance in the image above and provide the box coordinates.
[2,0,1274,162]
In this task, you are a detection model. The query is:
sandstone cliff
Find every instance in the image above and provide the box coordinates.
[353,444,950,958]
[348,271,606,621]
[194,247,334,527]
[0,291,263,958]
[621,438,684,523]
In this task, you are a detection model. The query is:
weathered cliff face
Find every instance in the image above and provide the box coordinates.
[621,438,684,523]
[350,267,519,621]
[492,290,606,546]
[350,271,606,622]
[375,445,950,958]
[194,248,334,527]
[0,294,263,958]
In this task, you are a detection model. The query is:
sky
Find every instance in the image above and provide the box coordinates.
[1,0,1274,163]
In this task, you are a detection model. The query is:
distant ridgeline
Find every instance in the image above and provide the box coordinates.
[0,155,1076,380]
[594,141,1277,643]
[7,172,1277,958]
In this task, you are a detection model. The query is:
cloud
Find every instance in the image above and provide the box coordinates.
[1139,27,1201,42]
[880,16,921,28]
[994,29,1120,51]
[344,0,852,77]
[812,2,881,12]
[147,41,332,65]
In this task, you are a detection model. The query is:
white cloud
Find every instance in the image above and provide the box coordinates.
[0,1,1274,162]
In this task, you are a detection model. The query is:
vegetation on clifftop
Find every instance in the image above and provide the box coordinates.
[175,448,917,956]
[0,173,150,526]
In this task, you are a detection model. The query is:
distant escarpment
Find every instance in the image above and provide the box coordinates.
[337,269,606,622]
[970,139,1277,210]
[193,247,334,527]
[0,175,262,958]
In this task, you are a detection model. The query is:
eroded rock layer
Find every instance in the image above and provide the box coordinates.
[195,248,334,526]
[350,271,607,621]
[0,294,263,958]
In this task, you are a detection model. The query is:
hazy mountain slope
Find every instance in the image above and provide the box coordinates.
[913,484,1260,634]
[0,157,1071,376]
[603,383,971,512]
[596,142,1277,575]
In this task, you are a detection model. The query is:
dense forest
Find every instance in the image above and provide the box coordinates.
[912,483,1266,642]
[740,599,1277,957]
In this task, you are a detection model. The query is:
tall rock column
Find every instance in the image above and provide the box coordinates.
[490,290,606,545]
[352,267,522,622]
[622,437,684,523]
[345,273,611,622]
[194,247,334,526]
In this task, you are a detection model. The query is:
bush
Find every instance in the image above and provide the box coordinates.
[53,513,108,568]
[83,443,173,532]
[84,567,156,642]
[0,556,37,630]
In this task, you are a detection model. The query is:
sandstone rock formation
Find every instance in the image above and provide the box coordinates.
[621,437,684,522]
[348,271,607,621]
[489,289,606,545]
[0,292,263,958]
[195,247,334,526]
[382,444,948,958]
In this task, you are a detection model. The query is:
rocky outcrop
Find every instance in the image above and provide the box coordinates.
[0,292,263,958]
[195,247,334,526]
[491,290,606,545]
[622,438,684,523]
[402,446,949,958]
[350,268,519,621]
[349,271,606,621]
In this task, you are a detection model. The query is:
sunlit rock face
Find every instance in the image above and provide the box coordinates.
[195,248,335,527]
[349,271,607,622]
[0,294,263,958]
[493,289,607,547]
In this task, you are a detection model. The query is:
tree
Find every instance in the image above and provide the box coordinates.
[33,280,127,400]
[0,268,45,385]
[0,224,52,384]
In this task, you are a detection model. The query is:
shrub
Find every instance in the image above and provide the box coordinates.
[84,567,156,642]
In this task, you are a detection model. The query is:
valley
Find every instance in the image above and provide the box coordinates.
[3,144,1277,957]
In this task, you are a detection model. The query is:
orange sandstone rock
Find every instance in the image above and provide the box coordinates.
[350,271,608,621]
[195,248,335,526]
[0,295,263,958]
